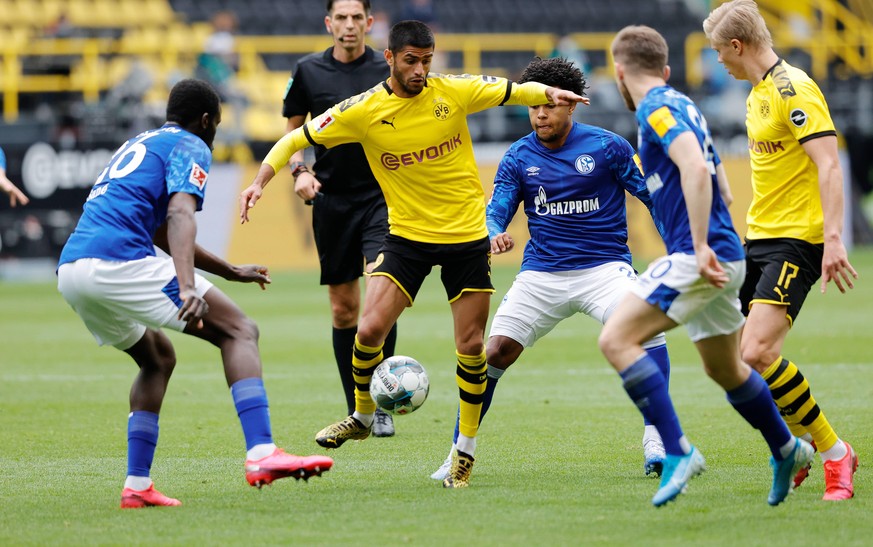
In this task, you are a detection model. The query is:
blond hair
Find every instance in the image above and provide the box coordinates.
[703,0,772,48]
[611,25,668,76]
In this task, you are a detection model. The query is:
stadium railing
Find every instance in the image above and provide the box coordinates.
[685,0,873,88]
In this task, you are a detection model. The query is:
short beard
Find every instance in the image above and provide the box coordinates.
[618,80,636,112]
[392,70,424,97]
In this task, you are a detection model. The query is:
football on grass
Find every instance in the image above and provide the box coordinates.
[370,355,430,415]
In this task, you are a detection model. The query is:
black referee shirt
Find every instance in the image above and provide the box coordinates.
[282,46,390,195]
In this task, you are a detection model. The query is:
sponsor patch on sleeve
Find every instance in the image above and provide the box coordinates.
[189,162,208,190]
[313,112,335,133]
[789,108,808,127]
[647,106,677,138]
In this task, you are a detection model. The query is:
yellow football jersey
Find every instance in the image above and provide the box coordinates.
[745,59,837,243]
[266,74,549,244]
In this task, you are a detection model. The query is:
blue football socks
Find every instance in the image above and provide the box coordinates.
[726,371,793,459]
[231,377,274,450]
[127,410,159,478]
[642,343,670,427]
[620,354,685,455]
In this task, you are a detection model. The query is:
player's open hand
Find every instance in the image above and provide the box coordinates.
[178,288,208,329]
[696,245,728,288]
[490,232,514,255]
[821,240,858,293]
[1,178,29,207]
[239,183,263,224]
[546,87,590,107]
[239,164,279,224]
[231,264,272,290]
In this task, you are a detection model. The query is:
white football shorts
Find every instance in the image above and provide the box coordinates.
[57,256,214,350]
[629,253,745,342]
[490,261,666,349]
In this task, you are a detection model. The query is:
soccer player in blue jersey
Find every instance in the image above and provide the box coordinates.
[601,26,813,506]
[0,146,29,207]
[57,79,333,509]
[429,56,671,481]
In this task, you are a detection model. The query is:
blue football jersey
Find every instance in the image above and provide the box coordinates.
[0,146,7,170]
[487,122,657,272]
[59,124,211,266]
[635,86,743,261]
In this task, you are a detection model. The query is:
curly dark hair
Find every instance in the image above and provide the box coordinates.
[518,57,587,96]
[166,79,221,126]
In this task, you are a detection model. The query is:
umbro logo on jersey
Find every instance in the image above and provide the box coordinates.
[189,163,208,189]
[789,109,808,127]
[381,117,396,129]
[526,166,541,176]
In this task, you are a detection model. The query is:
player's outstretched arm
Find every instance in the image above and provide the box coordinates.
[191,244,271,290]
[239,164,276,224]
[545,86,590,107]
[240,124,312,223]
[155,220,272,291]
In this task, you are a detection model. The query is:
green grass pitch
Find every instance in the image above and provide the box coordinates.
[1,251,872,545]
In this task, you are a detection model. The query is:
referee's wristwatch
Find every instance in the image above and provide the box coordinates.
[290,161,311,178]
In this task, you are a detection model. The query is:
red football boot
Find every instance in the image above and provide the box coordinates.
[120,484,181,509]
[245,448,334,488]
[823,442,858,501]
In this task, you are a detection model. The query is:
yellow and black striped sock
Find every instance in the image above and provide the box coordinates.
[762,356,838,452]
[456,350,488,439]
[351,336,382,415]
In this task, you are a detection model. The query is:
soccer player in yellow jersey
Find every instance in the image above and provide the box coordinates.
[704,0,858,500]
[239,20,586,488]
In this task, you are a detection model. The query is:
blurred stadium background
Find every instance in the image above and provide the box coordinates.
[1,0,872,277]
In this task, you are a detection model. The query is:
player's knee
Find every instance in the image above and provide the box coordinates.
[229,315,259,344]
[151,332,177,374]
[740,337,776,372]
[485,337,519,369]
[330,302,358,328]
[703,359,748,390]
[485,349,511,369]
[355,322,384,347]
[598,328,619,361]
[155,351,177,376]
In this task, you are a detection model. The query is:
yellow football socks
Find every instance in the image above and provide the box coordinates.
[456,350,488,439]
[352,336,382,415]
[762,356,838,453]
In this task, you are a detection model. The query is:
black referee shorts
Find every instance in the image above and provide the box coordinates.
[311,191,388,285]
[370,234,494,305]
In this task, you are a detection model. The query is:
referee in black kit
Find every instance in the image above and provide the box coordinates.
[282,0,397,436]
